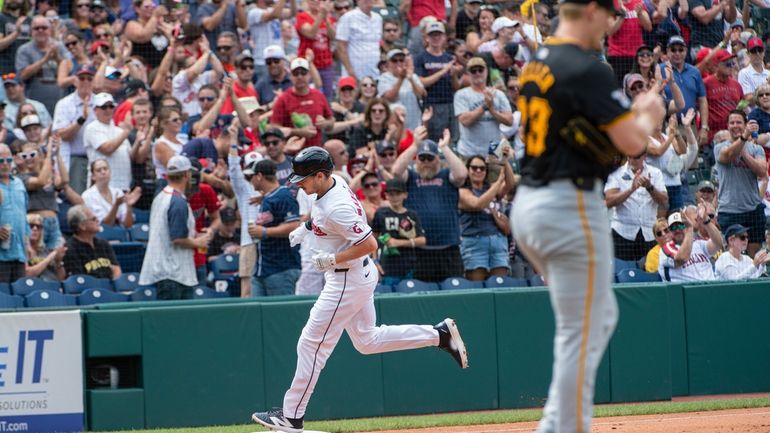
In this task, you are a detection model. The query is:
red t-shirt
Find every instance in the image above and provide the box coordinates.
[113,100,133,126]
[608,0,645,57]
[221,81,259,115]
[189,183,221,267]
[296,12,335,69]
[270,87,332,148]
[407,0,444,27]
[704,75,743,142]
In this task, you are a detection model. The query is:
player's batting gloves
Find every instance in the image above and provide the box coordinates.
[312,251,336,272]
[289,223,309,247]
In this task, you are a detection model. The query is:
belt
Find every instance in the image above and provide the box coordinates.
[334,257,369,273]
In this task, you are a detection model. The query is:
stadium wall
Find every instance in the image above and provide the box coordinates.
[80,281,770,431]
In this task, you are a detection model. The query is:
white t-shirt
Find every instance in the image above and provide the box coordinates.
[737,65,770,96]
[714,251,765,280]
[335,8,382,79]
[658,239,716,282]
[247,7,282,65]
[172,69,216,117]
[83,119,132,191]
[646,135,684,187]
[152,136,186,179]
[605,163,666,242]
[82,185,129,224]
[517,23,542,63]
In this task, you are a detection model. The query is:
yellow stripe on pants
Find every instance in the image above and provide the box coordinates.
[574,189,595,433]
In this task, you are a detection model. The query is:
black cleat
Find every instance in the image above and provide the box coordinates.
[252,408,304,433]
[434,318,469,369]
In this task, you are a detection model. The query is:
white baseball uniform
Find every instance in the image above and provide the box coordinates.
[658,239,717,282]
[282,175,439,420]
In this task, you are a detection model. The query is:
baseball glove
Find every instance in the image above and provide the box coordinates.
[559,116,622,175]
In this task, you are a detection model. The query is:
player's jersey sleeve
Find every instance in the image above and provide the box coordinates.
[573,62,631,129]
[326,203,373,245]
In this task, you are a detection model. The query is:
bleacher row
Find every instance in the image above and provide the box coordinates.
[0,256,663,310]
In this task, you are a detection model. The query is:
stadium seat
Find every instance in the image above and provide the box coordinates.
[0,282,10,295]
[11,278,61,297]
[192,286,227,299]
[613,258,639,273]
[212,279,239,297]
[616,268,662,283]
[25,289,77,308]
[393,279,439,293]
[133,209,150,224]
[484,275,529,288]
[529,274,545,287]
[62,274,113,294]
[211,254,239,278]
[113,273,142,292]
[0,292,24,309]
[97,224,131,243]
[439,277,484,290]
[77,288,130,305]
[111,242,146,273]
[129,224,150,242]
[375,283,392,294]
[130,286,157,302]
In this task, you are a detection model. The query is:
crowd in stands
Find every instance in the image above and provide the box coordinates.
[2,0,770,302]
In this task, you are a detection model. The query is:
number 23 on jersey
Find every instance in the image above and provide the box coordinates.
[518,62,556,158]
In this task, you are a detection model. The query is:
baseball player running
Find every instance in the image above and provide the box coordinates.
[511,0,665,432]
[252,147,468,433]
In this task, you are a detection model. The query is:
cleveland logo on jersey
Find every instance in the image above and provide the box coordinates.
[311,222,327,236]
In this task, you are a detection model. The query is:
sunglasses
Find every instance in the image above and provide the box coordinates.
[65,40,79,48]
[508,86,519,92]
[198,96,215,102]
[266,58,282,65]
[99,104,115,109]
[29,223,42,229]
[670,223,686,231]
[469,66,486,74]
[638,51,653,58]
[33,26,49,31]
[390,57,405,63]
[78,75,93,81]
[734,234,749,241]
[371,108,386,113]
[292,69,308,76]
[379,150,396,157]
[0,157,12,164]
[655,228,670,237]
[723,61,736,67]
[699,188,715,193]
[19,151,37,159]
[239,64,255,70]
[334,5,350,10]
[469,165,487,172]
[669,47,686,53]
[363,182,380,189]
[264,140,281,147]
[750,47,765,54]
[217,45,233,51]
[630,83,645,91]
[463,52,473,59]
[418,154,436,162]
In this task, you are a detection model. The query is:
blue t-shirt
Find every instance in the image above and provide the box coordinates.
[687,0,724,48]
[195,3,238,49]
[182,138,219,165]
[255,75,292,105]
[404,168,460,247]
[459,186,501,237]
[255,186,301,276]
[414,50,454,105]
[167,193,190,241]
[0,176,30,262]
[748,108,770,134]
[663,63,705,115]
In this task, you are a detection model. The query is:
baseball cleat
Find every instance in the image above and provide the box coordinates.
[434,318,469,369]
[252,408,304,433]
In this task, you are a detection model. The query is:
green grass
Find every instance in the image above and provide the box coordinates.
[98,396,770,433]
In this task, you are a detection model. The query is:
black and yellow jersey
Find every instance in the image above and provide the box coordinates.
[518,39,632,186]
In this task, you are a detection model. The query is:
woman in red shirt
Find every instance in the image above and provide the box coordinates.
[607,0,653,86]
[296,0,337,100]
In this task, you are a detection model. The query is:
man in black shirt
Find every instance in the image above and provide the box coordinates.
[454,0,481,40]
[207,206,241,262]
[63,205,121,279]
[510,0,665,432]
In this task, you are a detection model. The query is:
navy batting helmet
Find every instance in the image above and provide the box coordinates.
[288,147,335,184]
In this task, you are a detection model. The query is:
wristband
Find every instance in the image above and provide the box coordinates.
[409,238,415,248]
[261,226,268,240]
[77,116,86,125]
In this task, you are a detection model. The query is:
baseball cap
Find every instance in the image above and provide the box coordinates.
[290,57,310,71]
[466,0,482,3]
[242,151,263,168]
[559,0,618,14]
[238,96,263,114]
[220,207,237,224]
[263,44,286,61]
[338,76,357,90]
[167,155,198,175]
[731,18,744,29]
[624,73,645,90]
[2,72,19,85]
[491,17,520,34]
[89,40,110,55]
[75,64,96,76]
[93,92,115,108]
[418,15,438,31]
[426,21,445,34]
[667,35,686,48]
[384,178,407,193]
[20,114,41,129]
[244,159,276,176]
[724,224,748,239]
[467,57,487,70]
[667,212,685,227]
[503,42,519,59]
[714,49,736,63]
[376,140,395,155]
[260,127,285,141]
[91,0,106,8]
[695,47,712,64]
[417,139,439,156]
[697,180,716,192]
[235,50,255,67]
[125,79,148,97]
[748,37,764,51]
[386,48,406,60]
